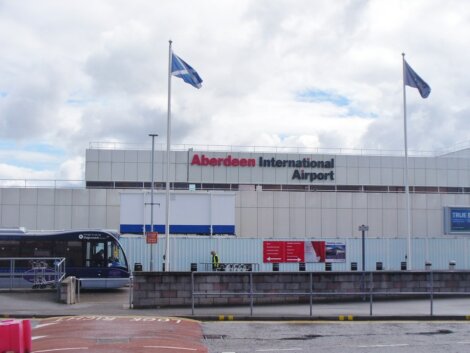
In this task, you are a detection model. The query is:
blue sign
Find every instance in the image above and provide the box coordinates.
[450,208,470,232]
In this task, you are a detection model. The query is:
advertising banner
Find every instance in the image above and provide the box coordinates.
[263,240,345,263]
[305,241,326,262]
[325,242,346,263]
[450,208,470,232]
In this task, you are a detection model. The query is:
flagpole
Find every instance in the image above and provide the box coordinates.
[149,133,158,271]
[402,52,412,270]
[165,40,172,272]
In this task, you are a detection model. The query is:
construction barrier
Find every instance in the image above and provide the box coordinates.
[0,319,31,353]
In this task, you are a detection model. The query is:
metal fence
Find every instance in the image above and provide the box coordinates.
[189,271,470,317]
[89,141,463,157]
[0,257,66,291]
[0,179,84,188]
[197,262,259,272]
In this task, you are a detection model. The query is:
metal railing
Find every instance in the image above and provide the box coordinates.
[0,179,85,188]
[190,271,470,317]
[0,257,66,291]
[89,141,454,157]
[198,262,259,272]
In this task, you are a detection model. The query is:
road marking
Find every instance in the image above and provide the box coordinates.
[35,322,58,329]
[338,315,354,321]
[358,344,409,348]
[33,348,88,352]
[144,346,198,351]
[32,335,48,340]
[50,316,182,324]
[457,341,470,344]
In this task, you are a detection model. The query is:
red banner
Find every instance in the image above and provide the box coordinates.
[285,241,305,262]
[263,241,305,263]
[263,241,285,263]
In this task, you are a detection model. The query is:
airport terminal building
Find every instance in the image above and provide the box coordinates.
[87,145,470,238]
[1,145,470,238]
[1,144,470,270]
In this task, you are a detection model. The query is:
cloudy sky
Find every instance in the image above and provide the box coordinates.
[1,0,469,182]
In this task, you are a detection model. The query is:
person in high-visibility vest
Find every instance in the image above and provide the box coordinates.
[211,250,220,271]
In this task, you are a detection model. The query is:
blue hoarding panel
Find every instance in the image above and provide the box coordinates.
[450,208,470,232]
[120,224,235,235]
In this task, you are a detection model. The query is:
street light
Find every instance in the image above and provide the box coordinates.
[149,134,158,271]
[358,224,369,272]
[358,224,369,301]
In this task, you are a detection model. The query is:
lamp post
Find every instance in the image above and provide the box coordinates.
[149,133,158,271]
[358,224,369,300]
[358,224,369,271]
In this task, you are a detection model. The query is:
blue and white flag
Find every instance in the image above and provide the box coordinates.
[171,53,203,89]
[404,60,430,98]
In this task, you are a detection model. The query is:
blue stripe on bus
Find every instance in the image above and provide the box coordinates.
[120,224,235,235]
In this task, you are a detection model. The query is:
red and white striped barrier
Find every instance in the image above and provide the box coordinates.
[0,319,31,353]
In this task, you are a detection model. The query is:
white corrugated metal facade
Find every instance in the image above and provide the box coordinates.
[120,235,470,271]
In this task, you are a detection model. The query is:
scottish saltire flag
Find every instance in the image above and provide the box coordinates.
[171,53,203,89]
[404,60,431,98]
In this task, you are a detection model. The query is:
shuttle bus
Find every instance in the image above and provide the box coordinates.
[0,229,130,288]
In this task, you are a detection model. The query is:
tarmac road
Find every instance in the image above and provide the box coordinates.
[3,289,470,353]
[27,317,470,353]
[202,321,470,353]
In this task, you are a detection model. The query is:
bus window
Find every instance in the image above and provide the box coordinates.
[107,241,126,267]
[0,240,20,257]
[34,248,51,257]
[86,242,106,267]
[20,240,50,257]
[66,241,83,267]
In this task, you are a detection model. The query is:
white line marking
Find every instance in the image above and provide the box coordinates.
[457,341,470,344]
[256,349,302,352]
[35,322,59,329]
[33,348,88,352]
[32,335,47,340]
[358,344,409,348]
[144,346,198,351]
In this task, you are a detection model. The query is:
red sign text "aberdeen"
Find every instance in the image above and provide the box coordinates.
[191,154,256,167]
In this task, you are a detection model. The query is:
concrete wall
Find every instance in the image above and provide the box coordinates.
[0,188,120,230]
[3,148,466,235]
[1,187,469,237]
[132,271,470,308]
[85,149,470,188]
[237,190,470,238]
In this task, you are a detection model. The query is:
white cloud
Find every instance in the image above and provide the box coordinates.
[0,163,54,182]
[57,156,84,181]
[0,0,469,180]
